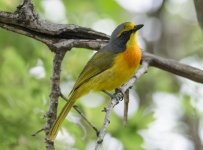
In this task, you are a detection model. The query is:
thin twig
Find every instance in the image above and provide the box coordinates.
[44,50,66,150]
[73,105,100,136]
[32,128,45,136]
[60,93,100,136]
[123,89,129,126]
[95,93,123,150]
[60,92,68,101]
[142,52,203,84]
[95,61,149,150]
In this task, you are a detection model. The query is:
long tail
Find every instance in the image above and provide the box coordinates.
[47,98,75,141]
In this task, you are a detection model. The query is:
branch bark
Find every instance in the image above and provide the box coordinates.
[0,1,109,52]
[95,93,123,150]
[44,50,66,150]
[123,89,129,126]
[142,52,203,83]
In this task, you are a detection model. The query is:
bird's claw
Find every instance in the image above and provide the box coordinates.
[115,88,124,101]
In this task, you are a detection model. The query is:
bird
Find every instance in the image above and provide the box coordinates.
[48,22,144,141]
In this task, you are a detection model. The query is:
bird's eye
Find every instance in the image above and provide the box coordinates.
[121,31,128,35]
[117,28,129,37]
[119,30,129,37]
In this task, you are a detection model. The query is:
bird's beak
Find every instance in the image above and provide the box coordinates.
[132,24,144,32]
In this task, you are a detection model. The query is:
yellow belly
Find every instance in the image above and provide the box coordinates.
[82,45,141,91]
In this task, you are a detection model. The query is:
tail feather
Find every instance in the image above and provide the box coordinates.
[48,98,75,141]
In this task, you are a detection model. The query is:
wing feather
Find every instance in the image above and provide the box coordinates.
[69,50,116,95]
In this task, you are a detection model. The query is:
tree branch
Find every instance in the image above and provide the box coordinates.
[123,89,129,126]
[44,50,66,150]
[142,52,203,83]
[95,93,123,150]
[0,1,109,52]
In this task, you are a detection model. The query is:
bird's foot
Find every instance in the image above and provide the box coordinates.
[102,89,124,105]
[115,88,124,101]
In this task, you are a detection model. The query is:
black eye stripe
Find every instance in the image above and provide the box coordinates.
[122,31,128,34]
[121,30,130,36]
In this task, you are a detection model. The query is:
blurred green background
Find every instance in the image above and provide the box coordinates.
[0,0,203,150]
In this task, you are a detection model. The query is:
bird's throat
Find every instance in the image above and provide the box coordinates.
[123,33,141,68]
[126,33,136,48]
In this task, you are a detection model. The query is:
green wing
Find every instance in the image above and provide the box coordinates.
[69,50,116,95]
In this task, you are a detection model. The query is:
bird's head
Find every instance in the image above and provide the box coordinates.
[108,22,143,52]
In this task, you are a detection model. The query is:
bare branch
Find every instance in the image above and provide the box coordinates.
[44,50,66,150]
[123,89,129,126]
[53,39,108,51]
[142,52,203,83]
[73,105,100,136]
[95,93,123,150]
[32,128,45,137]
[0,6,109,52]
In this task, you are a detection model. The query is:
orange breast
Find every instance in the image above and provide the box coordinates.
[98,45,141,90]
[122,45,142,68]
